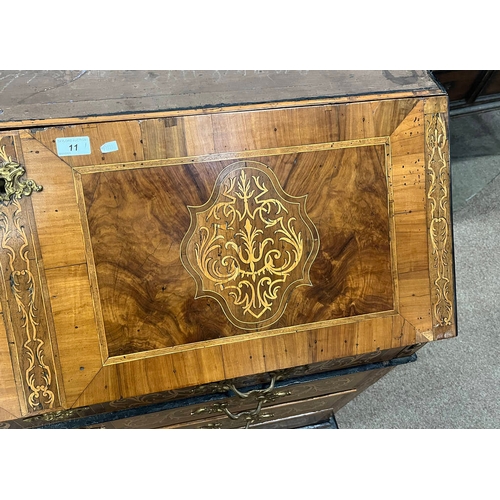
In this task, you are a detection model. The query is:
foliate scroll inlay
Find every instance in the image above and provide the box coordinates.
[0,139,57,413]
[426,113,453,328]
[0,200,55,410]
[181,161,320,329]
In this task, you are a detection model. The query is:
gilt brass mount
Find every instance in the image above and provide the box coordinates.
[0,146,42,202]
[192,374,291,428]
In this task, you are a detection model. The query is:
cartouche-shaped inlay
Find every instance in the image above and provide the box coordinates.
[180,161,320,330]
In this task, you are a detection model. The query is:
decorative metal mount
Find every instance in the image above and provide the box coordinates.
[191,374,291,428]
[0,146,42,203]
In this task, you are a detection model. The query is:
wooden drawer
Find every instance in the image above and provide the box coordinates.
[85,364,393,429]
[170,391,355,429]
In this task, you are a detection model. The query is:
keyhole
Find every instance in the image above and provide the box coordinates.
[0,178,6,195]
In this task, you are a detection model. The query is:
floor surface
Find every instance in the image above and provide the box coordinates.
[335,108,500,428]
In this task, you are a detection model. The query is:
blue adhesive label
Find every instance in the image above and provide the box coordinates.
[55,136,91,157]
[100,140,119,153]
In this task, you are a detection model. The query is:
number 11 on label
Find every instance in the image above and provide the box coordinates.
[55,136,91,157]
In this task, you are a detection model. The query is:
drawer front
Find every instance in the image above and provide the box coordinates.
[168,390,356,429]
[1,346,420,428]
[177,366,391,429]
[85,372,359,429]
[259,409,338,429]
[87,366,393,429]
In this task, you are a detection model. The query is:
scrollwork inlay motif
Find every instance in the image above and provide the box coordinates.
[0,142,54,412]
[426,113,453,327]
[181,161,320,329]
[0,200,55,410]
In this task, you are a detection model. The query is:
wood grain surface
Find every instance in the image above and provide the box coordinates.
[3,346,418,427]
[80,145,394,356]
[425,103,456,340]
[0,299,21,419]
[0,71,443,128]
[0,134,64,414]
[84,366,392,429]
[0,86,455,418]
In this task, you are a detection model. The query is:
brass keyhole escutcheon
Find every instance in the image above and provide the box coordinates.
[0,146,42,203]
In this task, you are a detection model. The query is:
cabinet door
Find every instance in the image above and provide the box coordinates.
[0,95,456,418]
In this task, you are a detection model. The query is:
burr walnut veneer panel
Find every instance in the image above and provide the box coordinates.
[0,76,456,421]
[79,146,393,356]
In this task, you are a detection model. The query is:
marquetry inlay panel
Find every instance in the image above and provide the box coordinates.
[425,112,455,336]
[180,161,320,329]
[0,73,457,425]
[0,136,61,414]
[78,145,394,358]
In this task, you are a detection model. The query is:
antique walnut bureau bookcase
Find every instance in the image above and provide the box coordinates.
[0,70,456,429]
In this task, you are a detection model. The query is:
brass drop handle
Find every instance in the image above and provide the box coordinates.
[224,374,277,399]
[192,374,291,428]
